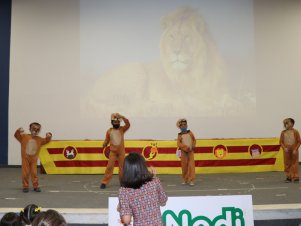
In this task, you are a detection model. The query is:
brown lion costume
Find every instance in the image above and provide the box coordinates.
[14,123,52,192]
[176,118,196,185]
[100,113,130,189]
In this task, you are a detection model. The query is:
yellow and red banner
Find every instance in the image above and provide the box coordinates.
[39,138,284,174]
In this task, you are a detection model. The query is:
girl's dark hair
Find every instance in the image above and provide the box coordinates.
[20,204,40,225]
[120,152,153,189]
[0,212,22,226]
[31,209,66,226]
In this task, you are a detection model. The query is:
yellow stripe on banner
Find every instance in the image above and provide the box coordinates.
[41,138,280,148]
[196,138,280,146]
[153,152,281,161]
[48,154,106,161]
[39,138,284,174]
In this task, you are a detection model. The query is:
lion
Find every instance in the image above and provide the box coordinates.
[81,7,242,117]
[159,7,226,95]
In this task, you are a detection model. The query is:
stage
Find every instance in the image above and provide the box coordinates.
[1,168,301,225]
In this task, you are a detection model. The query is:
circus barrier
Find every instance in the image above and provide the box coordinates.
[39,138,283,174]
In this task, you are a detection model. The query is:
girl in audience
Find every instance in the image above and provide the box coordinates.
[0,212,23,226]
[31,209,66,226]
[118,152,168,226]
[20,204,41,225]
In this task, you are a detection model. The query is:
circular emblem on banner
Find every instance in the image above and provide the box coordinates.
[213,145,227,159]
[249,144,263,158]
[103,146,110,159]
[63,146,77,160]
[143,143,158,160]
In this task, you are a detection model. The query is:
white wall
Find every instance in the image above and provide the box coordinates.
[9,0,80,164]
[9,0,301,165]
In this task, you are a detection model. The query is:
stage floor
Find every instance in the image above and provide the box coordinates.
[1,168,301,209]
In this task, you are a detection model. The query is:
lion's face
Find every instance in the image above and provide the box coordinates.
[161,23,206,72]
[160,10,208,82]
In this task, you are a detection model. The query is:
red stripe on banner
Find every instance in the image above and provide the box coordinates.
[155,146,249,154]
[47,147,213,155]
[53,158,276,168]
[197,158,276,167]
[262,145,280,152]
[47,147,144,155]
[53,160,179,168]
[54,160,108,167]
[77,147,143,154]
[47,145,280,155]
[194,147,212,153]
[157,148,177,154]
[152,146,279,154]
[47,148,63,154]
[146,161,180,167]
[148,158,276,167]
[227,146,249,153]
[77,147,103,154]
[155,147,212,154]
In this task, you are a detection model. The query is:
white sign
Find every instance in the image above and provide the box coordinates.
[109,195,254,226]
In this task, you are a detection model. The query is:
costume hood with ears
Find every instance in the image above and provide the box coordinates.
[176,118,187,128]
[111,113,121,122]
[283,118,295,128]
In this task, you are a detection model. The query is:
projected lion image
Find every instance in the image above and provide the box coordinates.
[82,7,249,117]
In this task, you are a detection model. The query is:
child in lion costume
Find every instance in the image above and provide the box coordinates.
[176,118,196,186]
[280,118,301,183]
[14,122,52,193]
[100,113,130,189]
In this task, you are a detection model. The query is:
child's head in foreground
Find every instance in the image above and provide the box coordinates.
[120,152,153,189]
[31,209,66,226]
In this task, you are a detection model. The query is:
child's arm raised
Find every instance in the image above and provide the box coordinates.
[14,127,24,142]
[119,114,130,132]
[42,132,52,145]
